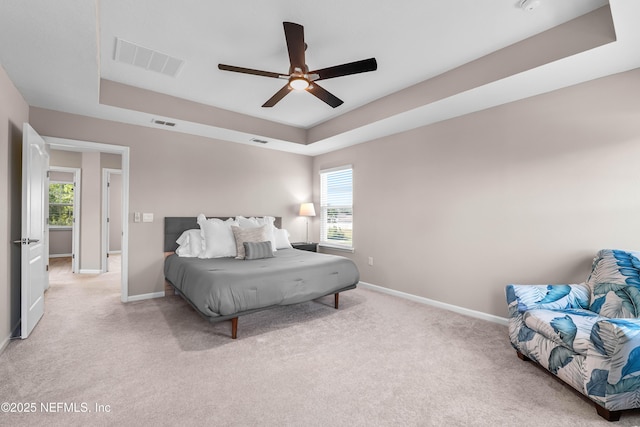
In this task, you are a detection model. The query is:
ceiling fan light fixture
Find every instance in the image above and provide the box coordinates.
[289,77,309,91]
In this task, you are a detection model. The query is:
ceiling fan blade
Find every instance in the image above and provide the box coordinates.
[311,58,378,81]
[262,84,292,107]
[218,64,285,79]
[283,22,306,73]
[307,83,343,108]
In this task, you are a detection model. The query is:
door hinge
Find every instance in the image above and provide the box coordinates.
[46,265,49,272]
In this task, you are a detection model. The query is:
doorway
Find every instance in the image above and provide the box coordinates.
[48,167,81,274]
[102,168,122,273]
[45,136,130,302]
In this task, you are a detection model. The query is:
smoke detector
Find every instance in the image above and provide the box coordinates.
[519,0,541,11]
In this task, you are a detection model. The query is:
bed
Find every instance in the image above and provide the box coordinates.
[163,216,360,339]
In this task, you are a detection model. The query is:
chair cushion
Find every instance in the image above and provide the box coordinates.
[524,308,606,356]
[587,249,640,318]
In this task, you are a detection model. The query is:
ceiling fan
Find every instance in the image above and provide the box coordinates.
[218,22,377,108]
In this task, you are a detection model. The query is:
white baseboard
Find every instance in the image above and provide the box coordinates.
[358,281,508,326]
[78,269,102,274]
[49,253,72,258]
[125,291,165,302]
[0,333,11,355]
[1,322,21,355]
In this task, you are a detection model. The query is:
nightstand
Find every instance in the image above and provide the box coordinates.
[291,242,317,252]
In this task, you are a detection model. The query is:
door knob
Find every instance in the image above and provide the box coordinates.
[12,238,40,244]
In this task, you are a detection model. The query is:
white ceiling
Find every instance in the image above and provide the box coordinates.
[1,0,639,155]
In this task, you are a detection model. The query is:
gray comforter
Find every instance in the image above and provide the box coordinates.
[164,248,359,318]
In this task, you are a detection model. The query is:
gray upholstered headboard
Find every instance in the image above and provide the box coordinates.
[164,216,282,252]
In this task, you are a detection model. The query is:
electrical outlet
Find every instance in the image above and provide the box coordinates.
[368,257,374,266]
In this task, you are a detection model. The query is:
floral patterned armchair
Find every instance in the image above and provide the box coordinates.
[507,249,640,421]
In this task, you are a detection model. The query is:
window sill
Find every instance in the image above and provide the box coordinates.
[318,243,355,253]
[49,226,72,231]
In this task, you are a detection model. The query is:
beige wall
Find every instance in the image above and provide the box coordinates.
[30,109,314,296]
[0,65,29,347]
[7,63,640,322]
[50,150,121,265]
[108,172,122,253]
[80,152,102,271]
[314,68,640,318]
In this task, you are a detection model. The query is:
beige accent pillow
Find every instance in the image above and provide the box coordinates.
[231,225,270,259]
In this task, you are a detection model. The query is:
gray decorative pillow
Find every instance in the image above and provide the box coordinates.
[243,241,275,260]
[231,225,269,259]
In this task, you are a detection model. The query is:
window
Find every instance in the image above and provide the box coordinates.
[320,165,353,250]
[49,182,74,227]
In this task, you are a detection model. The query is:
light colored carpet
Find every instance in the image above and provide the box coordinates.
[1,259,639,426]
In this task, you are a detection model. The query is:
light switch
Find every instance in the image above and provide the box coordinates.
[142,213,154,223]
[134,212,141,223]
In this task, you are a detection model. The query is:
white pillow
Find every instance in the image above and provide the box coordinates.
[274,228,292,249]
[175,229,203,257]
[236,216,277,251]
[231,224,270,259]
[197,214,238,258]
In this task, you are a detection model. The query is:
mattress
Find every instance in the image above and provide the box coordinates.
[164,248,359,318]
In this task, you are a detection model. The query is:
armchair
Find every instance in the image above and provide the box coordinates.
[507,249,640,421]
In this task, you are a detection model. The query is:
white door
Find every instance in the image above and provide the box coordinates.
[19,123,49,339]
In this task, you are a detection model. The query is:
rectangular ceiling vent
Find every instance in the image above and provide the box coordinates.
[152,119,176,127]
[115,38,184,77]
[250,138,269,144]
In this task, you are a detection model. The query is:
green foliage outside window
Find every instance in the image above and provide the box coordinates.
[49,183,74,227]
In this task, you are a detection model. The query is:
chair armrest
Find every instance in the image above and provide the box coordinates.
[585,319,640,407]
[506,283,590,318]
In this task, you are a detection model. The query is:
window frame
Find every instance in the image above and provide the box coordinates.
[319,165,354,252]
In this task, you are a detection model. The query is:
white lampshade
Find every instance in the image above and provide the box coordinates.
[299,202,316,217]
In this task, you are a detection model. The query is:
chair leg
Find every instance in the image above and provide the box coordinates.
[334,293,339,309]
[595,404,621,421]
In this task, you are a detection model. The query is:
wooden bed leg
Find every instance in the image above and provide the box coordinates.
[595,403,621,421]
[231,317,238,339]
[334,293,339,309]
[516,351,531,362]
[164,280,175,297]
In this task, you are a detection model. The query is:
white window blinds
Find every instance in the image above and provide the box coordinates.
[320,165,353,249]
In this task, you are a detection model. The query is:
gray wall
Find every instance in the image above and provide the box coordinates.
[7,60,640,324]
[0,64,29,348]
[29,109,314,297]
[108,172,122,253]
[50,150,123,269]
[313,68,640,318]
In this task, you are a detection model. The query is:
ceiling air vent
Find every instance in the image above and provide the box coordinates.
[152,119,176,127]
[250,138,269,144]
[115,38,184,77]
